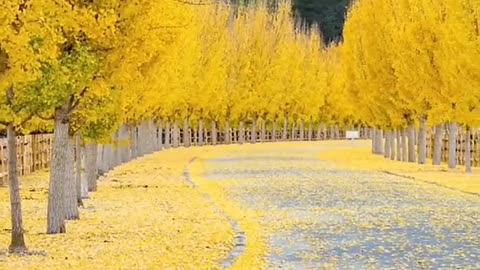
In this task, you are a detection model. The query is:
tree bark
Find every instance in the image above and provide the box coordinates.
[183,118,190,147]
[272,118,278,142]
[418,117,427,164]
[408,122,416,162]
[260,118,266,142]
[448,122,458,169]
[401,129,408,162]
[317,123,323,141]
[47,113,68,234]
[225,120,231,144]
[157,120,163,151]
[211,120,218,145]
[396,129,402,161]
[75,135,83,207]
[251,117,258,144]
[291,120,296,141]
[432,124,444,165]
[299,121,305,141]
[7,123,28,252]
[384,131,391,158]
[372,128,377,154]
[282,116,288,141]
[239,121,245,144]
[164,122,171,149]
[173,120,179,148]
[64,135,79,220]
[465,126,472,173]
[307,121,313,141]
[375,129,384,155]
[198,119,204,146]
[86,143,98,192]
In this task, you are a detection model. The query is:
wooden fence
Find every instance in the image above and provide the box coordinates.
[0,134,53,186]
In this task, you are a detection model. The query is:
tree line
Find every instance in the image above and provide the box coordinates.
[1,0,478,255]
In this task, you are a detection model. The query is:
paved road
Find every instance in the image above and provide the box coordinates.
[203,145,480,270]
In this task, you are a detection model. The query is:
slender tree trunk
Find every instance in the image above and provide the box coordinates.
[384,131,391,158]
[317,123,323,141]
[272,118,278,142]
[157,120,163,151]
[307,121,313,141]
[47,113,68,234]
[433,124,444,165]
[251,117,258,144]
[396,130,402,161]
[375,129,384,155]
[86,143,98,192]
[334,125,340,140]
[7,123,27,252]
[129,126,137,159]
[183,118,190,147]
[282,116,288,141]
[64,135,78,220]
[408,122,416,162]
[211,120,218,145]
[164,122,171,149]
[173,120,179,148]
[225,119,231,144]
[448,122,458,169]
[75,135,83,207]
[260,119,266,142]
[418,117,427,164]
[291,120,296,141]
[299,121,305,141]
[465,126,472,173]
[198,119,204,146]
[239,121,245,144]
[372,128,377,154]
[390,131,396,160]
[401,129,408,162]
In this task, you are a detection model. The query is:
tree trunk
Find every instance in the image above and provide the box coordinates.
[307,121,313,141]
[75,135,83,207]
[418,117,427,164]
[291,120,296,141]
[317,123,323,141]
[183,118,190,147]
[299,121,305,141]
[465,126,472,173]
[272,118,278,142]
[64,135,79,220]
[433,124,444,165]
[198,119,204,146]
[384,131,391,158]
[225,120,231,144]
[86,143,98,192]
[7,123,28,252]
[164,122,171,149]
[408,122,416,162]
[390,131,396,160]
[282,116,288,141]
[372,128,377,154]
[239,121,245,144]
[211,120,217,145]
[173,120,179,148]
[396,129,402,161]
[401,129,408,162]
[448,122,458,169]
[260,119,266,142]
[251,117,258,144]
[375,129,384,155]
[157,120,163,151]
[47,113,68,234]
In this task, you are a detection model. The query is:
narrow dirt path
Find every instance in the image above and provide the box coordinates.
[201,145,480,269]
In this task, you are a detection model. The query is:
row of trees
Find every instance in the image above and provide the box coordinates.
[1,0,477,256]
[340,0,480,171]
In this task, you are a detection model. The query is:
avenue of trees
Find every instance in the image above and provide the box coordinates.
[0,0,478,255]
